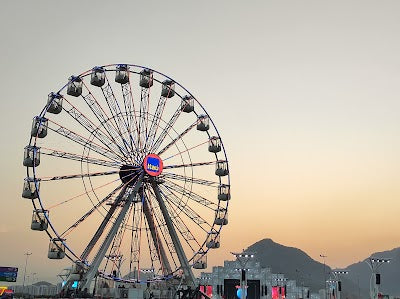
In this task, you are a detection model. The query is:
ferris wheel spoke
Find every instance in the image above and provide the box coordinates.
[79,176,144,290]
[79,172,142,260]
[41,147,121,169]
[161,172,219,187]
[150,183,195,282]
[166,205,202,253]
[157,121,197,156]
[145,188,179,272]
[60,183,125,237]
[121,81,140,148]
[164,161,216,170]
[138,87,150,153]
[101,77,138,154]
[47,177,122,210]
[162,139,210,162]
[150,106,183,153]
[145,96,168,153]
[39,170,119,182]
[159,185,212,232]
[142,216,158,274]
[142,189,173,275]
[162,180,218,210]
[105,203,134,270]
[141,193,160,272]
[142,198,167,277]
[129,199,143,280]
[47,120,123,163]
[80,83,134,161]
[61,97,129,161]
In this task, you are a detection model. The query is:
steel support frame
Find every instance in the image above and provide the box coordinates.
[79,174,144,290]
[151,181,196,287]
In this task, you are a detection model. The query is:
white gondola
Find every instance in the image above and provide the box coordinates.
[48,238,66,259]
[193,253,207,269]
[23,146,40,167]
[218,184,231,201]
[215,160,229,177]
[181,95,194,113]
[90,66,106,87]
[197,115,209,131]
[208,136,221,153]
[31,209,48,231]
[161,80,175,98]
[22,177,39,199]
[206,231,220,249]
[67,76,83,97]
[31,116,48,138]
[115,64,129,84]
[140,69,153,88]
[46,92,63,114]
[214,208,228,225]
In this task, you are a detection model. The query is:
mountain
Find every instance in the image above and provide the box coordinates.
[245,238,368,297]
[345,247,400,296]
[246,239,330,291]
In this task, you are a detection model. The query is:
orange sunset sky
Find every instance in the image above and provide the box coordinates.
[1,0,400,283]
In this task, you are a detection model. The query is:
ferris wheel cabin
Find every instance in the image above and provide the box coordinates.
[181,95,195,113]
[115,64,129,84]
[46,92,63,114]
[90,66,106,87]
[214,208,228,225]
[161,79,175,98]
[197,115,210,131]
[48,238,66,259]
[23,146,40,167]
[31,116,48,138]
[31,209,49,231]
[67,76,83,97]
[206,231,220,249]
[208,136,222,153]
[140,69,154,88]
[218,184,231,201]
[193,253,207,269]
[215,161,229,176]
[22,177,39,199]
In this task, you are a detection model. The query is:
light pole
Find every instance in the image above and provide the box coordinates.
[22,252,32,291]
[366,257,391,299]
[231,252,254,299]
[332,270,348,299]
[319,255,327,299]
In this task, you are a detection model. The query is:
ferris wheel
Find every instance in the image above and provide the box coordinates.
[22,64,230,289]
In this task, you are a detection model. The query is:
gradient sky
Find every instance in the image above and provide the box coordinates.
[1,0,400,284]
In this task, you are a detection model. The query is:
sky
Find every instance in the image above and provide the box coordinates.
[1,0,400,284]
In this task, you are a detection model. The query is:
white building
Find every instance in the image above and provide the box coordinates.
[199,258,318,299]
[10,283,59,296]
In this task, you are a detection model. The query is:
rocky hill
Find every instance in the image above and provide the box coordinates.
[245,238,369,297]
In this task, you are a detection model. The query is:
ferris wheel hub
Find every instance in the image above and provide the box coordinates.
[143,153,163,177]
[119,165,141,186]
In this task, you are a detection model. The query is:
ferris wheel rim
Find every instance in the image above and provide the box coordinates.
[25,64,231,280]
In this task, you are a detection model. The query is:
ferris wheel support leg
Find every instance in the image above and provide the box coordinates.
[80,186,129,261]
[79,174,144,291]
[141,191,172,275]
[151,182,196,287]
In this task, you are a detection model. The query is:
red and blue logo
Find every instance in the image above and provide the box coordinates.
[143,154,163,177]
